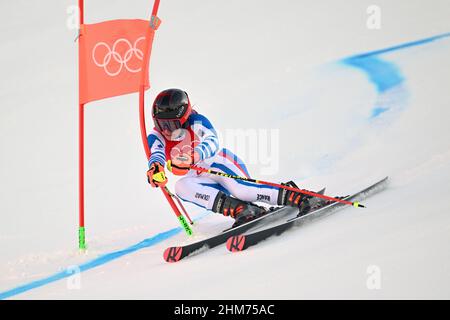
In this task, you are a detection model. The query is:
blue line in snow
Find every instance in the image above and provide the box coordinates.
[0,211,210,300]
[343,55,404,93]
[341,32,450,118]
[371,107,389,118]
[348,32,450,59]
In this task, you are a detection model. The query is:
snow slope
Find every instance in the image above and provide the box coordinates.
[1,0,450,299]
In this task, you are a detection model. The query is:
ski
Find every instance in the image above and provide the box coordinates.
[163,188,326,262]
[163,206,298,262]
[226,176,389,252]
[220,187,326,233]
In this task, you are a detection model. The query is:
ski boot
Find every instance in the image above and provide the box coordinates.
[277,181,314,216]
[212,191,267,228]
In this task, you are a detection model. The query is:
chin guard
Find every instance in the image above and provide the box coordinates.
[167,159,190,176]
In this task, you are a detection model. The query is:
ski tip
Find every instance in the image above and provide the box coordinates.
[163,247,183,263]
[226,235,246,252]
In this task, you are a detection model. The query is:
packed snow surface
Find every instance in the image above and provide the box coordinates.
[0,0,449,299]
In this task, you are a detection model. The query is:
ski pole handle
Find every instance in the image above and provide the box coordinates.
[153,171,166,183]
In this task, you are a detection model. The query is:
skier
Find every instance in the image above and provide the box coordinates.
[146,88,311,226]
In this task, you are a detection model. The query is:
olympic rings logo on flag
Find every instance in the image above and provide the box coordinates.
[92,37,145,77]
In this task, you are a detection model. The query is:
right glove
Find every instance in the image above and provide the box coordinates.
[147,162,168,188]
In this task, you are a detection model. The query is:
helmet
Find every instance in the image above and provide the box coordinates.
[152,89,192,132]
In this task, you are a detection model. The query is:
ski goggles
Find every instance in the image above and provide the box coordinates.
[154,118,183,132]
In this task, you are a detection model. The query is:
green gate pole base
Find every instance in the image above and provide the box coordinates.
[79,226,87,251]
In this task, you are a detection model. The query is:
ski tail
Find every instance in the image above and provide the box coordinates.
[226,222,291,252]
[163,246,184,263]
[226,235,246,252]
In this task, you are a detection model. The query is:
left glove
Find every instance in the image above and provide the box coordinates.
[147,162,168,188]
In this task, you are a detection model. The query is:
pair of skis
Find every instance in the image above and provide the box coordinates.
[163,177,388,263]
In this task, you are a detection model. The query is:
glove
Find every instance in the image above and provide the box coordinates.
[147,162,167,188]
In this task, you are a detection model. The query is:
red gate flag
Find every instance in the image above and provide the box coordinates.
[79,18,161,104]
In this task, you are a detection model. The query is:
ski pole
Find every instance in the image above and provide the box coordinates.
[160,187,193,236]
[164,186,194,225]
[190,164,366,208]
[152,171,193,236]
